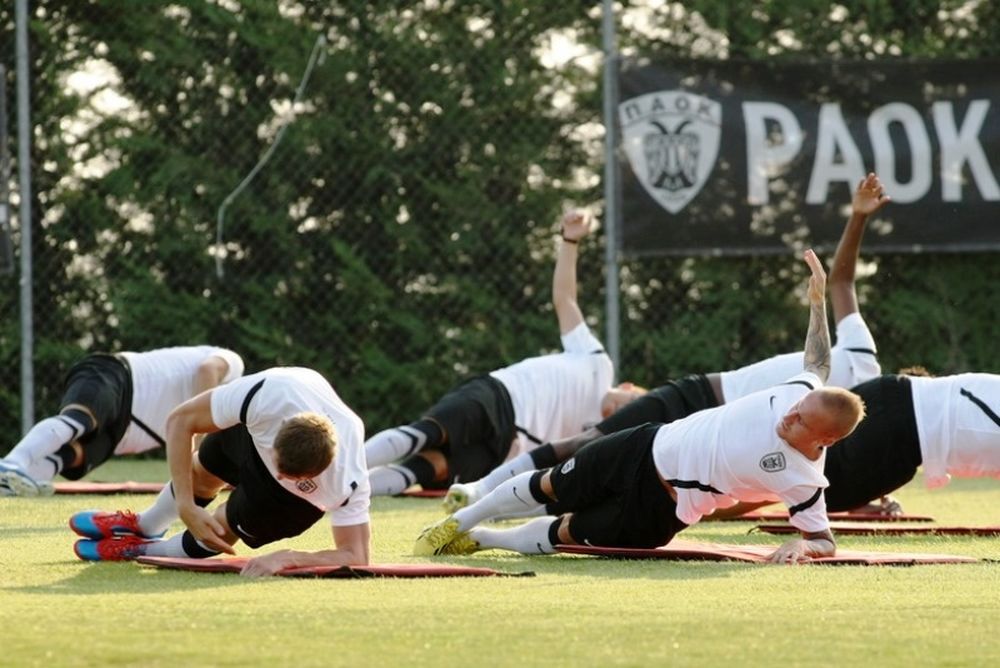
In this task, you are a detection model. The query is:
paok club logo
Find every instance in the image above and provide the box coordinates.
[759,452,787,473]
[619,90,722,213]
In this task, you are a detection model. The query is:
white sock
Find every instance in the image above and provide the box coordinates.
[469,516,558,555]
[138,484,180,536]
[142,533,189,557]
[4,415,86,469]
[24,455,63,482]
[493,506,547,521]
[369,465,415,496]
[365,426,427,468]
[453,471,544,532]
[476,452,537,496]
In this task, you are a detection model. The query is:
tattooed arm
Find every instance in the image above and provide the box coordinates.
[802,249,831,383]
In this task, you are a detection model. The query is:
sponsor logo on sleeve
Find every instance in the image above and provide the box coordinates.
[759,452,786,473]
[561,458,576,474]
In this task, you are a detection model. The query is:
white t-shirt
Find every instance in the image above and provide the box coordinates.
[115,346,245,455]
[909,373,1000,488]
[489,323,614,460]
[653,372,830,534]
[719,313,879,401]
[210,367,370,527]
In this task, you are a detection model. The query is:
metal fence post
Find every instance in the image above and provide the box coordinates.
[601,0,622,375]
[16,0,34,432]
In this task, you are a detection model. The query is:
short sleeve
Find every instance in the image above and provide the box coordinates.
[209,373,266,430]
[785,486,830,534]
[329,480,371,526]
[560,322,605,354]
[207,348,245,384]
[831,313,881,387]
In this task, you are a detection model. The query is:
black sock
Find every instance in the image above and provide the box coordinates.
[529,444,559,469]
[410,419,444,448]
[397,454,439,488]
[181,530,221,559]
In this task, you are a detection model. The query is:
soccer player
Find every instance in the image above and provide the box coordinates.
[444,173,889,512]
[416,250,866,564]
[0,345,244,496]
[69,366,370,577]
[364,209,644,497]
[718,370,1000,517]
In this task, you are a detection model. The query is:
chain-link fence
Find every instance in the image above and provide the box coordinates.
[2,1,999,453]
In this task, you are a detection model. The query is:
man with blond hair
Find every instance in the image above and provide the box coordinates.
[69,367,370,577]
[417,250,865,564]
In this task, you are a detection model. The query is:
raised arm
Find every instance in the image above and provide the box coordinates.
[828,173,890,323]
[803,249,831,383]
[552,209,591,335]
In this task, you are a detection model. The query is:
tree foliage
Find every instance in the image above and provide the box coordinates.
[1,1,997,450]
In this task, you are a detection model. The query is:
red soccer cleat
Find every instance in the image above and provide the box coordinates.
[69,509,163,540]
[73,535,156,562]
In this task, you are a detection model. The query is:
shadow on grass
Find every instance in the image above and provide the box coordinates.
[4,560,253,595]
[423,552,762,581]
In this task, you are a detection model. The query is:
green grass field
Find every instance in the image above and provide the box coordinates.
[2,460,999,667]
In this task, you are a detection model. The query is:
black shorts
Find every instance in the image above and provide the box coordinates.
[597,374,717,435]
[197,425,325,549]
[547,423,687,548]
[423,375,516,483]
[823,375,921,512]
[59,354,133,480]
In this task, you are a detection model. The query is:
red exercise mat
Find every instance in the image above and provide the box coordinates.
[54,481,166,495]
[396,488,446,498]
[754,522,1000,537]
[719,511,934,523]
[556,539,978,565]
[136,556,534,578]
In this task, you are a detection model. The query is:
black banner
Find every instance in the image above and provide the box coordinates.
[617,58,1000,256]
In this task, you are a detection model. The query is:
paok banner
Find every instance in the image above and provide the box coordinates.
[617,58,1000,256]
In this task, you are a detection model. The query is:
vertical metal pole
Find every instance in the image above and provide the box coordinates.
[16,0,35,432]
[601,0,622,374]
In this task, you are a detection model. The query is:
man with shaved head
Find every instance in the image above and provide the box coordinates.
[417,249,865,564]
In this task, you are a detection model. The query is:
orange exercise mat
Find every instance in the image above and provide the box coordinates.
[556,539,978,566]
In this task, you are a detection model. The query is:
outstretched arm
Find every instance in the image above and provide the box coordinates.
[240,522,372,576]
[828,173,890,323]
[552,209,591,335]
[802,249,831,383]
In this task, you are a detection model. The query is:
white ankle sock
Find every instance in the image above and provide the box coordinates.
[453,471,543,532]
[138,484,180,536]
[469,516,558,554]
[369,465,415,496]
[5,416,86,469]
[142,533,188,557]
[24,455,63,482]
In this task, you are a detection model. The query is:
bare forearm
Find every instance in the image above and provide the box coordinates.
[828,213,867,320]
[274,546,370,568]
[803,299,832,382]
